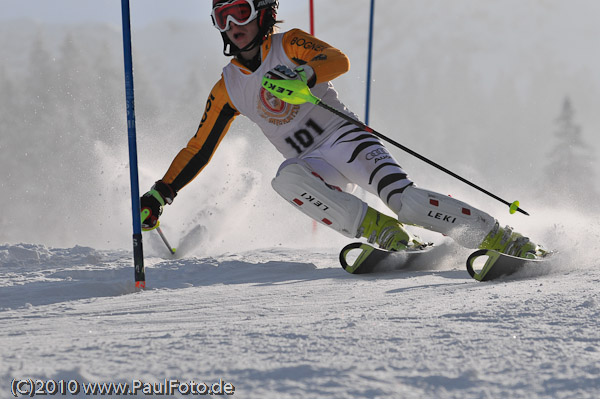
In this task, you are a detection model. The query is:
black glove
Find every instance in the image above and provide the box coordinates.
[266,64,316,88]
[140,181,176,230]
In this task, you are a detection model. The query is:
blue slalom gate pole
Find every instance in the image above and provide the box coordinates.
[365,0,375,125]
[121,0,145,288]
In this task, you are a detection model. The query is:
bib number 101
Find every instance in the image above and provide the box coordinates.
[285,118,324,154]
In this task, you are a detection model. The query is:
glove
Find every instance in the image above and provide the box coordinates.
[140,181,176,230]
[266,64,316,88]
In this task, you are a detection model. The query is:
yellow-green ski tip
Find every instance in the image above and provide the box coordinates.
[509,200,520,214]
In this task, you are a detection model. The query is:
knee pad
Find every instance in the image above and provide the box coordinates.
[272,160,367,238]
[396,185,496,248]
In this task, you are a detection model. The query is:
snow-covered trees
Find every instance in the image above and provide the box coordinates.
[542,97,599,211]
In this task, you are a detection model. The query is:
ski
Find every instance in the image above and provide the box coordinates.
[339,242,435,274]
[466,249,551,281]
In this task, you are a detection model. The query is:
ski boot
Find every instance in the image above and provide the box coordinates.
[479,222,547,259]
[357,207,423,251]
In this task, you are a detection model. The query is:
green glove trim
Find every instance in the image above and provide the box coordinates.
[295,67,307,83]
[148,189,166,207]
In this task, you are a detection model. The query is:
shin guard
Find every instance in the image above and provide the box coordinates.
[396,186,496,248]
[272,161,367,238]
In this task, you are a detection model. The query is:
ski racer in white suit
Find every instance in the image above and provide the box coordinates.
[140,0,546,259]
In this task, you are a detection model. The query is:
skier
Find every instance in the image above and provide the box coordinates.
[141,0,546,259]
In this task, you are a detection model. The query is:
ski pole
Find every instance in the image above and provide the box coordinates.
[141,209,177,255]
[261,77,529,216]
[155,225,176,255]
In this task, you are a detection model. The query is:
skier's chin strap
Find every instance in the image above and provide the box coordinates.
[222,32,261,58]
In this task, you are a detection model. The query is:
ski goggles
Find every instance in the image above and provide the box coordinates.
[211,0,258,32]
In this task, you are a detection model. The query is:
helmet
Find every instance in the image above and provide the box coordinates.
[211,0,279,56]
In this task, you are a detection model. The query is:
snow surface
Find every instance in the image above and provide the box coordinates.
[1,233,599,398]
[2,0,600,397]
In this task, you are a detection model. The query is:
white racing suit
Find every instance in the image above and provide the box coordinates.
[161,28,496,248]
